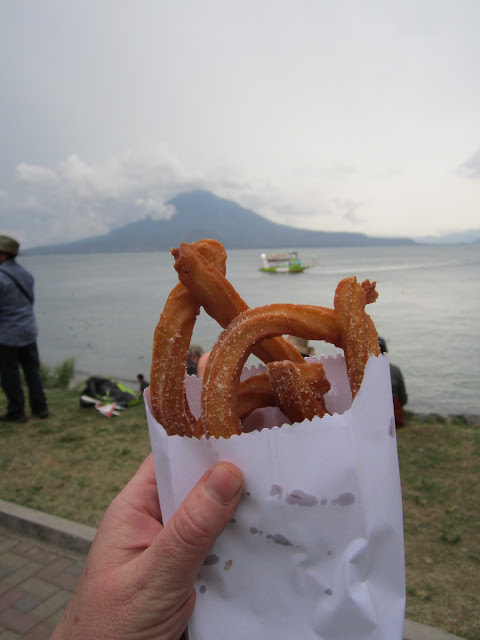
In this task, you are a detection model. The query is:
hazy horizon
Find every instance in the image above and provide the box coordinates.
[23,189,480,251]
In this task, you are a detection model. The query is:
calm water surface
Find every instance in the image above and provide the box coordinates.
[23,244,480,416]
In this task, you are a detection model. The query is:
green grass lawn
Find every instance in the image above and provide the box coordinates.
[0,390,151,526]
[396,414,480,640]
[1,390,479,639]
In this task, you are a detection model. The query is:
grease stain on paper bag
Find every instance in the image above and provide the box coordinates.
[285,489,318,507]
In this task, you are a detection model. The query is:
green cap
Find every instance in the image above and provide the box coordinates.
[0,235,20,256]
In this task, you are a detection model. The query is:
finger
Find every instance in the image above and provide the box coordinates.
[141,462,244,596]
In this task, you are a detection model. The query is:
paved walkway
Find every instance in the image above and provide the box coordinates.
[0,529,84,639]
[0,500,95,640]
[0,499,466,640]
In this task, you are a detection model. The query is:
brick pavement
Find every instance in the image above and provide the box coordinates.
[0,527,85,639]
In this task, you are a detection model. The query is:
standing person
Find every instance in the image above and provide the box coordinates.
[137,373,149,396]
[186,344,204,376]
[378,336,408,427]
[196,349,210,378]
[0,235,49,422]
[285,335,315,358]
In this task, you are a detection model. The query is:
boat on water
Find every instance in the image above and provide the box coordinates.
[259,251,315,274]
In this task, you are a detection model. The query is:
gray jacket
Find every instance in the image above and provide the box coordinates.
[0,258,38,346]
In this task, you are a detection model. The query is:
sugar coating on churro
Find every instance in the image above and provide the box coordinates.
[150,239,380,439]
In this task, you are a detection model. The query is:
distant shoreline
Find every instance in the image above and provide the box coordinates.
[405,411,480,426]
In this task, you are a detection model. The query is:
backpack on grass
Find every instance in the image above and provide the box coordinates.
[80,376,140,408]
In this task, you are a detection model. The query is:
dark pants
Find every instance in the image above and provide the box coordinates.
[393,395,405,428]
[0,342,48,417]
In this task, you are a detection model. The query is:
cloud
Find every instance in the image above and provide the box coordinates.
[10,145,352,248]
[215,186,333,230]
[18,146,204,202]
[135,197,175,219]
[6,145,207,246]
[16,164,58,186]
[229,165,366,230]
[332,197,363,225]
[209,171,339,229]
[458,148,480,178]
[0,209,55,249]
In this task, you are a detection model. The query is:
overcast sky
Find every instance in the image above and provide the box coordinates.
[1,0,480,248]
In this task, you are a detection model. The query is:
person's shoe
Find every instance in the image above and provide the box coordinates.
[32,409,50,419]
[0,413,28,423]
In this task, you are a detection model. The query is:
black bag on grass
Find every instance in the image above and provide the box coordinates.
[80,376,140,408]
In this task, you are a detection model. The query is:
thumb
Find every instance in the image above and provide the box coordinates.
[144,462,243,596]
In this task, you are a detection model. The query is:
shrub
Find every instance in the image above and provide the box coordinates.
[40,357,76,389]
[53,357,76,389]
[39,362,53,387]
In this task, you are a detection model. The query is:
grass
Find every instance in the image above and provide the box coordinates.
[396,414,480,640]
[0,389,151,526]
[0,391,479,639]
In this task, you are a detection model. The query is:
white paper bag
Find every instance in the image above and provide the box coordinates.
[146,353,405,640]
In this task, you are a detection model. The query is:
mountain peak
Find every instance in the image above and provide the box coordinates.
[25,190,415,254]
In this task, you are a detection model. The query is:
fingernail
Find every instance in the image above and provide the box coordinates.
[205,463,243,505]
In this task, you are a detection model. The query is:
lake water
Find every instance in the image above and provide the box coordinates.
[22,244,480,416]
